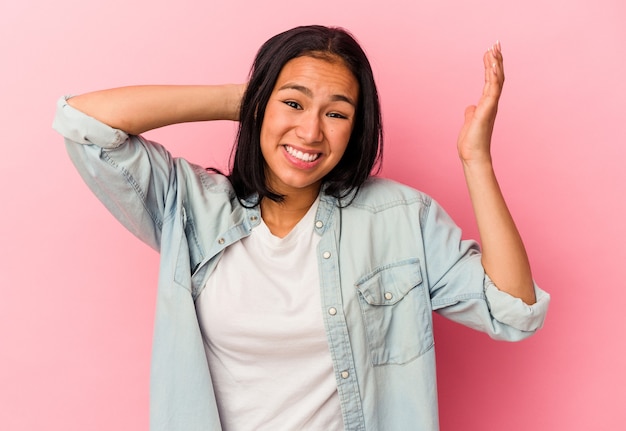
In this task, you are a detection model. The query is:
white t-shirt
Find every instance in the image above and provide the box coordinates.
[195,198,344,430]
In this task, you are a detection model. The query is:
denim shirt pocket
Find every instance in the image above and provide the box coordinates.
[356,258,434,366]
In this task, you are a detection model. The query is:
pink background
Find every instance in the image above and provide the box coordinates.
[1,0,625,430]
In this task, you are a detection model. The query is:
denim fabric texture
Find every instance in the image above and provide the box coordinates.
[54,96,550,431]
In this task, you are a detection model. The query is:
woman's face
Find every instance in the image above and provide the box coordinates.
[260,55,359,198]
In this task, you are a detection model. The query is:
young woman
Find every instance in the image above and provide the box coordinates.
[54,25,549,431]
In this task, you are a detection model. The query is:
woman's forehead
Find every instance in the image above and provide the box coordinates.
[273,55,359,102]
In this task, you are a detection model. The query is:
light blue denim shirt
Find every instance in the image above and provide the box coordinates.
[53,96,549,431]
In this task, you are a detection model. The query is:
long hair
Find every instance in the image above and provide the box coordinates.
[229,25,383,206]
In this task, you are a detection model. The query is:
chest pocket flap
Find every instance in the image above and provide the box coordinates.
[357,260,423,306]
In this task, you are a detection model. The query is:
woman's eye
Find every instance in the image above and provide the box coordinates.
[327,112,347,119]
[284,101,302,110]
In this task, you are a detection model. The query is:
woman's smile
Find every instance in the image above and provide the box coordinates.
[283,144,321,164]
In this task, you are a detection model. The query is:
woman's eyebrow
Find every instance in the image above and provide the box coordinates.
[278,83,356,107]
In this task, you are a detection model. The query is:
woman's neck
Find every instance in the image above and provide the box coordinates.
[260,188,320,238]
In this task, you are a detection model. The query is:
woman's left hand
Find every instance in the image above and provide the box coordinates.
[457,41,504,164]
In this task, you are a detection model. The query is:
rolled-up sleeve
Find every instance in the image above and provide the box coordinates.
[484,276,550,332]
[53,95,177,251]
[53,95,129,149]
[424,196,550,340]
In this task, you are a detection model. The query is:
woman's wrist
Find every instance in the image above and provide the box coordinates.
[220,83,245,121]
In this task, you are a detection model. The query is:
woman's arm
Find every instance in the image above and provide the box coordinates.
[67,84,244,135]
[457,42,536,305]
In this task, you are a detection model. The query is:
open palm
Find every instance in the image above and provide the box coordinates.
[457,42,505,164]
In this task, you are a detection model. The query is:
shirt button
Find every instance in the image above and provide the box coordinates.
[328,307,337,316]
[218,238,225,245]
[315,220,323,228]
[322,251,331,259]
[341,371,349,379]
[250,215,258,222]
[384,292,393,300]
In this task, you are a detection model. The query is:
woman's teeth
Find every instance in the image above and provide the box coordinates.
[285,145,320,162]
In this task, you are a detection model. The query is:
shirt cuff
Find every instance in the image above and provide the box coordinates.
[484,275,550,332]
[52,95,128,149]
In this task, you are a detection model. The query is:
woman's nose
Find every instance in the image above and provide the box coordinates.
[295,112,323,144]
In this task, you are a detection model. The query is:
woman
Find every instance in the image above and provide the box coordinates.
[54,25,549,431]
